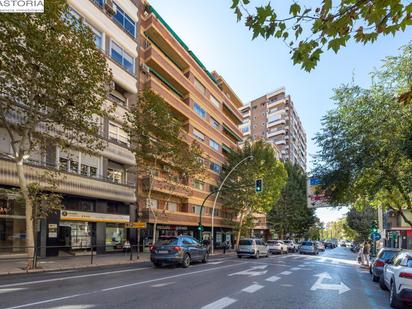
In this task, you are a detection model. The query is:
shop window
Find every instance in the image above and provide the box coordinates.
[105,223,126,252]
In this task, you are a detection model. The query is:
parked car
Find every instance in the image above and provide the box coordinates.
[339,240,347,247]
[380,250,412,308]
[150,235,208,268]
[267,240,288,254]
[237,238,269,258]
[299,241,319,255]
[371,248,401,282]
[316,241,325,252]
[282,240,299,252]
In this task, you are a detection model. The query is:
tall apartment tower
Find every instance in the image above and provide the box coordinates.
[139,3,244,244]
[0,0,139,256]
[239,88,307,171]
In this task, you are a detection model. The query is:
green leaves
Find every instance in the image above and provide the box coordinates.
[230,0,412,71]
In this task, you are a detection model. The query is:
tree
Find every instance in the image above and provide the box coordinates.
[220,140,287,247]
[125,90,205,243]
[231,0,412,71]
[268,162,317,239]
[346,206,377,241]
[313,42,412,225]
[0,1,112,268]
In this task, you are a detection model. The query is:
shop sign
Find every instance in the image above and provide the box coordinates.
[48,224,57,238]
[60,210,130,223]
[157,225,188,230]
[125,222,147,229]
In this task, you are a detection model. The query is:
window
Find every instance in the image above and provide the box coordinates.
[90,25,103,50]
[90,167,97,177]
[167,202,177,212]
[109,122,129,146]
[193,180,205,191]
[209,139,220,151]
[92,0,104,7]
[59,157,69,171]
[210,95,220,108]
[268,114,280,123]
[194,79,206,94]
[210,117,220,129]
[113,3,136,37]
[242,126,250,133]
[210,162,221,173]
[194,103,206,119]
[193,128,205,141]
[192,205,201,215]
[110,40,134,74]
[107,168,123,183]
[147,199,158,209]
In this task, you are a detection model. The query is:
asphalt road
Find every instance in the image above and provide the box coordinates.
[0,247,393,309]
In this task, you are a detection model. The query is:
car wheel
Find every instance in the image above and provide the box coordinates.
[255,251,260,259]
[182,253,191,268]
[153,262,162,268]
[390,281,403,308]
[372,275,379,282]
[379,275,388,291]
[202,253,209,263]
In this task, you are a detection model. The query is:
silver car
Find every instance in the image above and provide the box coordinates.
[299,241,319,255]
[237,238,269,259]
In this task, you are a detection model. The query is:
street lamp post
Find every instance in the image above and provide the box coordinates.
[210,155,253,254]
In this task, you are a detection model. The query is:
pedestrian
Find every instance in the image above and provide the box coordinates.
[123,239,131,255]
[362,241,370,266]
[223,240,229,254]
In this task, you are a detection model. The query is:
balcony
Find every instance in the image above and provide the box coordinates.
[142,176,192,198]
[107,58,138,94]
[0,158,135,203]
[267,97,286,109]
[267,129,286,138]
[267,119,286,129]
[101,141,135,167]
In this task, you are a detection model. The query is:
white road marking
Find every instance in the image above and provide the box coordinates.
[280,271,292,275]
[0,288,26,294]
[290,267,301,271]
[151,282,175,287]
[48,270,76,274]
[0,267,152,289]
[103,263,247,291]
[280,284,293,287]
[310,272,350,294]
[201,297,237,309]
[208,261,225,265]
[2,263,246,309]
[242,283,264,293]
[228,265,268,277]
[265,276,281,282]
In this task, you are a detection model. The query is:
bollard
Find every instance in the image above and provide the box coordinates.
[130,245,133,261]
[90,245,94,264]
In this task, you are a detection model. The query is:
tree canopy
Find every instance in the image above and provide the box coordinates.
[346,206,377,241]
[268,162,317,239]
[231,0,412,71]
[220,140,287,244]
[313,42,412,224]
[0,0,112,268]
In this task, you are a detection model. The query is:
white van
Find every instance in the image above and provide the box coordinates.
[237,238,268,259]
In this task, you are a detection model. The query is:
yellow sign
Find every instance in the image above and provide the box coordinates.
[125,222,147,229]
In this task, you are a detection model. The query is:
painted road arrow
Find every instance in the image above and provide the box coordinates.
[310,272,350,295]
[228,265,268,277]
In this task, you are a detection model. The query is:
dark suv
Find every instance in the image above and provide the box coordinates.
[150,235,208,268]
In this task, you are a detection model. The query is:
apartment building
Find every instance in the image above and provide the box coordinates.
[138,3,244,246]
[0,0,139,256]
[239,87,307,171]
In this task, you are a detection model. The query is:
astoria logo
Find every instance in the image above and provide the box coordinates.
[0,0,44,13]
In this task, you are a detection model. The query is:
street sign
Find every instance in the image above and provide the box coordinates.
[125,222,147,229]
[307,177,331,208]
[370,232,381,241]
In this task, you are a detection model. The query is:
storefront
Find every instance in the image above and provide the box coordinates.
[0,193,26,254]
[55,210,130,255]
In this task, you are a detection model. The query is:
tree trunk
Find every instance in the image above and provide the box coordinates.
[236,212,245,249]
[15,161,35,269]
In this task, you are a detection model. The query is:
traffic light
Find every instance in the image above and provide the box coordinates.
[371,221,378,233]
[255,179,263,193]
[197,224,203,232]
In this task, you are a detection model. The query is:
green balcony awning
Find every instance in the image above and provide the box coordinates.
[223,124,242,142]
[148,66,184,98]
[222,143,232,153]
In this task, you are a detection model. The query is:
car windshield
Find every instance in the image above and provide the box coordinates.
[239,240,253,246]
[379,251,399,260]
[156,237,178,246]
[302,241,313,246]
[407,259,412,267]
[267,241,275,244]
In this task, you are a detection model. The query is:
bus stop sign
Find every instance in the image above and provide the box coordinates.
[371,232,381,241]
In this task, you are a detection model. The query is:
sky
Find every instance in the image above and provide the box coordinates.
[148,0,412,224]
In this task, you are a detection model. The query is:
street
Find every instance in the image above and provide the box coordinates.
[0,247,391,309]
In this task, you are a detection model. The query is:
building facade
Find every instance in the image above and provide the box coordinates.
[239,87,307,171]
[0,0,139,256]
[138,3,243,247]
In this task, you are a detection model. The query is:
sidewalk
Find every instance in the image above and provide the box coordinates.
[0,249,235,276]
